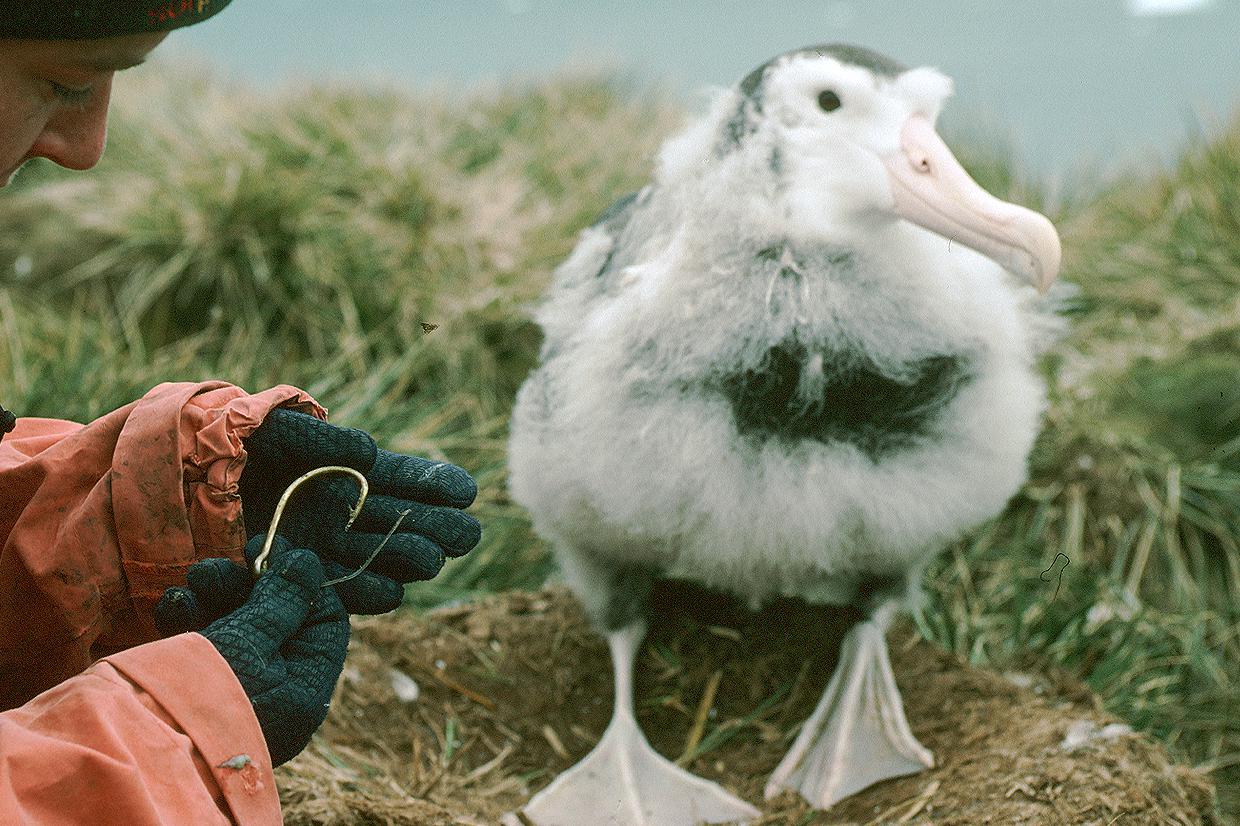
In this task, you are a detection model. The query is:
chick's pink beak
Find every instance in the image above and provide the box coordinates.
[882,115,1061,293]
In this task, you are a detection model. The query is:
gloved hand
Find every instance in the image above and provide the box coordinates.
[238,407,481,614]
[155,534,349,767]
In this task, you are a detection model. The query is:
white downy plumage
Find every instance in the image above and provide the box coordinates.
[506,44,1063,825]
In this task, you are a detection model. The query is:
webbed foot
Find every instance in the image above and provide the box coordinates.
[506,622,758,826]
[507,711,759,825]
[764,620,933,808]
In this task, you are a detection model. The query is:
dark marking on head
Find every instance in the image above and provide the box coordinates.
[721,44,906,156]
[739,43,908,102]
[739,60,772,100]
[716,341,972,459]
[815,44,909,78]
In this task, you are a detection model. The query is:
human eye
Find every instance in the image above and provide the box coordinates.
[47,80,94,107]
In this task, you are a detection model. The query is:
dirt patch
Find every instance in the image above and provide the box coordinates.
[277,585,1218,825]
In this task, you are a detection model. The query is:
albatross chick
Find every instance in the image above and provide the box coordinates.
[507,43,1062,825]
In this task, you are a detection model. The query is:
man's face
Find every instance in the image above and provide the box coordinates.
[0,32,167,186]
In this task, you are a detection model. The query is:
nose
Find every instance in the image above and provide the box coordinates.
[27,77,115,171]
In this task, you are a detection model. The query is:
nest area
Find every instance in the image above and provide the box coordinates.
[276,585,1217,825]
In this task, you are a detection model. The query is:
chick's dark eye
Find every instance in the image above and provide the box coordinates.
[817,90,841,112]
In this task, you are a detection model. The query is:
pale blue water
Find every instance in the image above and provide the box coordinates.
[169,0,1240,184]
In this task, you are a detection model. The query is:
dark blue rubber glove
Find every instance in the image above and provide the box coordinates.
[153,529,384,637]
[155,535,349,767]
[238,408,481,614]
[154,556,254,635]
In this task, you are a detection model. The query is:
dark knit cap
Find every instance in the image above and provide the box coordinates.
[0,0,233,40]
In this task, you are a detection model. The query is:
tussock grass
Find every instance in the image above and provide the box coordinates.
[919,114,1240,816]
[0,65,1234,816]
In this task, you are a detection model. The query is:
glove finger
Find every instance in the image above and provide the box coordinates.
[307,579,349,625]
[331,530,446,583]
[354,494,482,557]
[368,449,477,508]
[232,534,326,647]
[324,561,405,615]
[185,558,253,618]
[154,586,207,637]
[246,408,378,476]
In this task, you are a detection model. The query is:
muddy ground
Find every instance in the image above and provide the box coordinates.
[277,585,1217,825]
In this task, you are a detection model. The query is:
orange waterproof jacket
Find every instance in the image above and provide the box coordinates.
[0,381,326,824]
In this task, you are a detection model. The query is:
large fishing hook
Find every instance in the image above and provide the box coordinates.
[251,465,412,587]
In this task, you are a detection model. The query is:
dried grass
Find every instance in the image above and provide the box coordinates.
[277,587,1218,825]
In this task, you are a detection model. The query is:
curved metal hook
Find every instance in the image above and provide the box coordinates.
[251,465,368,578]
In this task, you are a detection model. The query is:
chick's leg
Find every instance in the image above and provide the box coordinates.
[764,617,933,808]
[508,619,760,826]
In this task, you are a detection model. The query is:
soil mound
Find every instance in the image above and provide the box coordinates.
[278,585,1217,825]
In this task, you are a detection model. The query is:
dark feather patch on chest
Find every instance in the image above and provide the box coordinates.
[718,342,972,458]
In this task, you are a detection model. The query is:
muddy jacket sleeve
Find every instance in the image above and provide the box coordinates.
[0,381,326,709]
[0,633,281,825]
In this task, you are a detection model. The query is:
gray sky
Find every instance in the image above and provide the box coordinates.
[168,0,1240,184]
